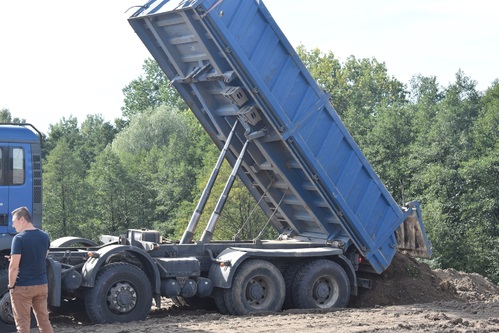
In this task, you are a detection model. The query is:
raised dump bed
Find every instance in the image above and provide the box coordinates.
[129,0,431,273]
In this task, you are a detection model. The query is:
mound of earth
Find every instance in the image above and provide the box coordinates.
[349,252,497,307]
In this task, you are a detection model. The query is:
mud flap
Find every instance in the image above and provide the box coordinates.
[46,257,62,307]
[395,201,432,259]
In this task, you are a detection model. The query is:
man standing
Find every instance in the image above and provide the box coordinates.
[9,206,53,333]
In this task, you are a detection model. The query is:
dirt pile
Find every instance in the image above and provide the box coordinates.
[350,252,499,308]
[434,268,499,302]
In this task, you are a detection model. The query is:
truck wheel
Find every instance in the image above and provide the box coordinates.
[212,287,230,314]
[224,259,285,315]
[292,259,350,309]
[0,270,37,332]
[84,263,152,323]
[0,256,8,270]
[283,260,306,309]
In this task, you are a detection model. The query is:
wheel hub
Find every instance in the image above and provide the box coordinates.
[107,282,137,313]
[315,281,331,300]
[248,280,265,301]
[0,292,15,324]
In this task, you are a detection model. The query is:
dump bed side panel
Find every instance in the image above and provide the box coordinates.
[129,0,423,272]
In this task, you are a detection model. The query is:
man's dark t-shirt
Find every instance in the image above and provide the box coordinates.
[11,229,50,286]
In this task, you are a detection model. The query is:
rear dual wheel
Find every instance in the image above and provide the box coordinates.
[223,259,285,315]
[291,259,350,309]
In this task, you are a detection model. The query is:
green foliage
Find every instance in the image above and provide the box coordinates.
[79,115,118,168]
[43,139,90,239]
[44,115,117,168]
[173,158,276,242]
[86,147,149,238]
[362,102,414,203]
[109,106,207,237]
[405,76,499,283]
[0,108,26,123]
[213,177,276,241]
[44,116,81,153]
[121,58,187,120]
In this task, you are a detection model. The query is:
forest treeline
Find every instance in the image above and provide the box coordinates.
[2,47,498,284]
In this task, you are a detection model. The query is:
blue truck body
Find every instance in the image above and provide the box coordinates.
[0,124,42,261]
[128,0,431,273]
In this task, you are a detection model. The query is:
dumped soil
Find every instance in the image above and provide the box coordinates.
[47,252,499,333]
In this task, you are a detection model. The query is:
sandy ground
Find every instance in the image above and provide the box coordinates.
[49,300,499,333]
[40,254,499,332]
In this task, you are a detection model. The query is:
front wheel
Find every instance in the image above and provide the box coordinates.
[0,270,37,332]
[224,259,285,315]
[212,287,230,314]
[84,263,152,324]
[291,259,350,309]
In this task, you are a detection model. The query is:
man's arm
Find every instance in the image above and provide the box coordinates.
[8,254,21,288]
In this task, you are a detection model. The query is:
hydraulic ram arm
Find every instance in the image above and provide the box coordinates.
[200,139,250,244]
[180,121,239,244]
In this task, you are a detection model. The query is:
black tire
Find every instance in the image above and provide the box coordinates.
[224,259,285,315]
[212,287,230,315]
[292,259,350,309]
[0,270,37,332]
[0,256,9,270]
[84,263,152,324]
[282,260,306,309]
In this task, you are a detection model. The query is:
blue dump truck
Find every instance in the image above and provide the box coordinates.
[0,0,431,330]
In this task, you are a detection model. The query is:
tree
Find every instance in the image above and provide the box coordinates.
[43,139,89,239]
[469,80,499,155]
[458,152,499,283]
[44,116,81,156]
[0,108,26,123]
[363,101,414,203]
[455,80,499,283]
[86,147,147,238]
[78,114,117,168]
[406,71,486,276]
[110,106,207,236]
[121,58,187,119]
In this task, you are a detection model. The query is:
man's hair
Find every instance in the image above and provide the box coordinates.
[11,206,32,223]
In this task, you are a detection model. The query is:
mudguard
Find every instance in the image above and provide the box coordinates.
[81,244,161,297]
[46,256,61,307]
[208,248,249,288]
[209,247,349,289]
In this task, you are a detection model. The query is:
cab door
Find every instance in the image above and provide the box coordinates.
[0,145,31,234]
[0,146,9,230]
[7,145,31,233]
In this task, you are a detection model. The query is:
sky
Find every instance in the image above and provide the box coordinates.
[1,0,497,134]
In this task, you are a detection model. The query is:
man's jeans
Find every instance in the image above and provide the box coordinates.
[10,284,53,333]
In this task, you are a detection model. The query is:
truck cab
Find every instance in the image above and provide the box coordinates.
[0,124,42,268]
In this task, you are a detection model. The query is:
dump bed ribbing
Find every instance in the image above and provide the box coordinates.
[129,0,430,273]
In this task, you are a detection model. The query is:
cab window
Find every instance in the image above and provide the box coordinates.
[11,147,25,185]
